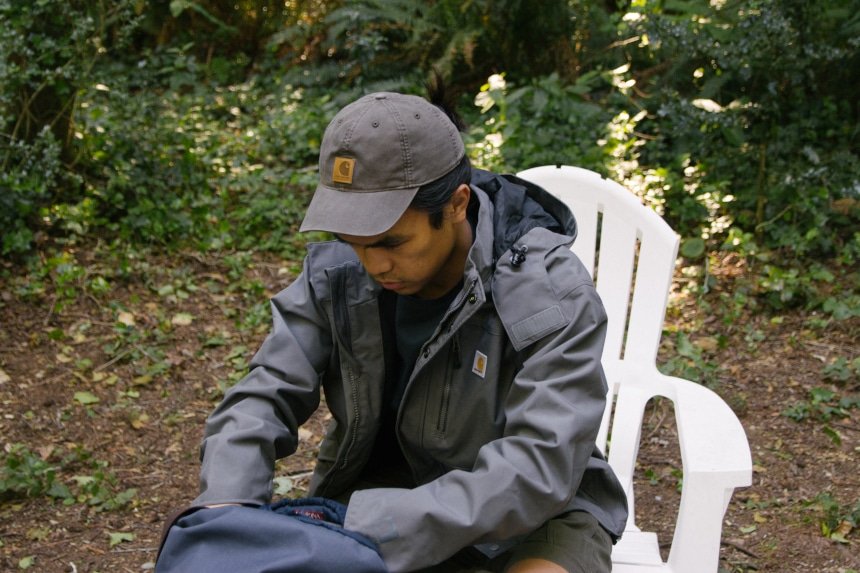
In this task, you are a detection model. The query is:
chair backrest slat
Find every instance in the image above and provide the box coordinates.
[518,165,679,367]
[593,210,638,361]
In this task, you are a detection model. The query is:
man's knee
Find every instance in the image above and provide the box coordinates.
[503,511,612,573]
[505,558,567,573]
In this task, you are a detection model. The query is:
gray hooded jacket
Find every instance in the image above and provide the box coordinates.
[195,169,628,572]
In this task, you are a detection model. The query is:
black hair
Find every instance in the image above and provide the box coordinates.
[410,154,472,229]
[411,74,473,229]
[425,69,466,131]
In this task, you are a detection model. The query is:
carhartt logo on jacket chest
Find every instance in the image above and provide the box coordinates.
[472,351,488,378]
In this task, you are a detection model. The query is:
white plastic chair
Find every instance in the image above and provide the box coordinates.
[517,165,752,573]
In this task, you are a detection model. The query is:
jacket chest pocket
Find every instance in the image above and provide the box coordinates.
[420,314,517,469]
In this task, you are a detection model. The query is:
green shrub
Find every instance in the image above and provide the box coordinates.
[0,444,63,500]
[0,444,137,511]
[0,0,138,257]
[624,0,860,258]
[467,73,611,173]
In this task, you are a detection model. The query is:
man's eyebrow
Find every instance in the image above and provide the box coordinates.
[334,234,407,248]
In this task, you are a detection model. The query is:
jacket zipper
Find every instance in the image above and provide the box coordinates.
[436,333,460,433]
[339,364,361,469]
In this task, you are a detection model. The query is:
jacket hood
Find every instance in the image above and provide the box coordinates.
[470,168,577,261]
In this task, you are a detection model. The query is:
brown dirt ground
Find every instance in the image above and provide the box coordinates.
[0,249,857,572]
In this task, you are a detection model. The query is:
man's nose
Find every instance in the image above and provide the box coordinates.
[359,247,393,276]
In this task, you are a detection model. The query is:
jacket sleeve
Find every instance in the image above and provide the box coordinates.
[344,242,608,572]
[194,257,333,506]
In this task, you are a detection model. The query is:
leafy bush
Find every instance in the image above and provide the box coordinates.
[467,73,611,173]
[77,83,214,245]
[0,129,65,255]
[1,0,856,321]
[623,0,860,258]
[806,492,860,543]
[273,0,584,91]
[0,0,138,256]
[0,444,63,500]
[0,444,136,510]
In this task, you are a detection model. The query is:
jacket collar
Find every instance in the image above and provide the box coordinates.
[463,187,496,296]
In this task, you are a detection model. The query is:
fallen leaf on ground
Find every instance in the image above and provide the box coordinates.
[171,313,194,326]
[108,531,135,548]
[118,312,136,326]
[74,391,100,405]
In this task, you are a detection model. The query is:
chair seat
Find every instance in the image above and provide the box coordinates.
[612,530,667,571]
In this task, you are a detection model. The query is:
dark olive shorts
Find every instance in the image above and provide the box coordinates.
[418,510,613,573]
[341,468,613,573]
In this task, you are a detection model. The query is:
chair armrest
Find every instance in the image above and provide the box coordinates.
[662,373,751,572]
[607,363,752,572]
[666,373,752,481]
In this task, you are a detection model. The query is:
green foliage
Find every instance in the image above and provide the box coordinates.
[0,444,61,500]
[46,60,332,254]
[0,129,65,256]
[823,357,860,383]
[658,331,721,388]
[782,387,860,423]
[782,384,860,446]
[0,0,139,257]
[0,444,136,511]
[136,0,331,71]
[1,0,856,318]
[467,73,611,173]
[623,0,860,259]
[281,0,580,90]
[806,492,860,543]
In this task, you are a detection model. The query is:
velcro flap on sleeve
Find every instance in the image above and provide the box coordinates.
[510,305,566,349]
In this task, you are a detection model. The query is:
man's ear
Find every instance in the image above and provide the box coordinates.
[447,184,471,222]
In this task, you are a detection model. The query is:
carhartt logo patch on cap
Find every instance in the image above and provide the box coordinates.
[472,350,488,378]
[332,156,355,184]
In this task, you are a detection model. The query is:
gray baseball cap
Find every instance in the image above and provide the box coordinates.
[299,92,465,236]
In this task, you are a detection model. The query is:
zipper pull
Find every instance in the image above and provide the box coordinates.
[452,333,462,369]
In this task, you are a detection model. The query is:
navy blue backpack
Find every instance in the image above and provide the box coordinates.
[156,498,388,573]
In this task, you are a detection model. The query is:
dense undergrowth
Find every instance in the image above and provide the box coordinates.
[0,1,857,363]
[2,0,857,314]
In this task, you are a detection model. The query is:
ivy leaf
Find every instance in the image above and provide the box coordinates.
[74,391,100,405]
[680,237,706,259]
[117,311,136,326]
[822,425,842,446]
[169,0,188,18]
[171,312,194,326]
[108,531,135,548]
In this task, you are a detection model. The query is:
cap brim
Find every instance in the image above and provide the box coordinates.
[299,184,419,236]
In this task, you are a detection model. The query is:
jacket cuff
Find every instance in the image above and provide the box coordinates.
[344,488,405,545]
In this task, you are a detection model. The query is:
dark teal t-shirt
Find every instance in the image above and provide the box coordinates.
[362,205,478,483]
[364,283,461,482]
